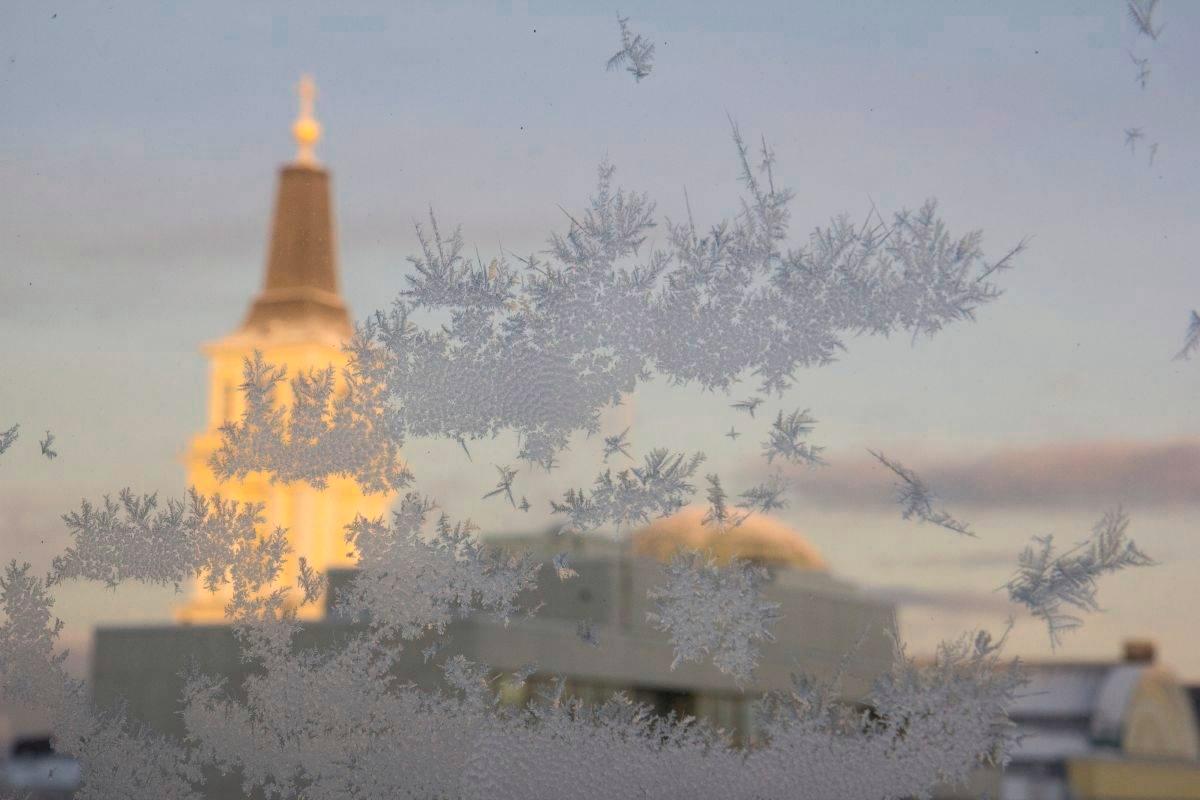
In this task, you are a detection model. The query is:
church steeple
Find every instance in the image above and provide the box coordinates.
[241,75,350,337]
[178,77,393,623]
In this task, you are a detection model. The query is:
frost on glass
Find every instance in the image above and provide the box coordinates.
[699,474,750,531]
[550,447,706,534]
[1173,309,1200,361]
[1129,51,1151,89]
[606,13,655,83]
[481,464,520,507]
[38,430,57,460]
[762,409,825,466]
[730,396,763,418]
[868,450,975,537]
[0,424,18,457]
[210,124,1019,494]
[738,473,789,514]
[1125,1,1164,163]
[646,551,779,685]
[462,629,1023,800]
[336,492,540,641]
[1127,0,1164,40]
[1003,507,1154,649]
[0,126,1055,799]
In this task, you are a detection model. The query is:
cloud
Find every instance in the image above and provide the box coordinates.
[767,438,1200,511]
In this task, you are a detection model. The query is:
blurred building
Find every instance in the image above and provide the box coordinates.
[93,511,897,800]
[93,509,897,749]
[993,640,1200,800]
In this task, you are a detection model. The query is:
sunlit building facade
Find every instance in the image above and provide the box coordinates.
[176,78,393,622]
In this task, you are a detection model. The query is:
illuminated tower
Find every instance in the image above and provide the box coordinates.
[177,77,393,623]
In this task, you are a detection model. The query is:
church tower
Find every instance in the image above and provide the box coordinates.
[177,77,393,623]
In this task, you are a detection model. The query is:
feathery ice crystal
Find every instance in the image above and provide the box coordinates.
[869,449,974,537]
[1004,507,1153,648]
[647,550,780,685]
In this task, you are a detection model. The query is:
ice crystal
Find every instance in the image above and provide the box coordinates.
[730,397,763,418]
[724,426,741,441]
[602,427,632,462]
[1125,126,1145,153]
[337,492,540,640]
[51,489,266,592]
[1173,309,1200,361]
[1003,508,1154,648]
[0,423,17,456]
[763,408,825,466]
[39,429,57,460]
[550,447,705,533]
[700,473,749,531]
[869,449,975,537]
[482,464,519,507]
[746,627,1022,799]
[295,556,325,606]
[739,472,789,514]
[0,561,69,707]
[442,654,497,706]
[1129,50,1151,89]
[647,550,780,685]
[606,13,654,82]
[210,351,413,494]
[2,561,204,800]
[1128,0,1164,40]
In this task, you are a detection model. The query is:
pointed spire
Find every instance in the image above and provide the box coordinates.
[292,75,322,166]
[240,76,350,336]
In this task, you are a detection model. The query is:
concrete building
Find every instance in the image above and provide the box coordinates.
[92,510,898,748]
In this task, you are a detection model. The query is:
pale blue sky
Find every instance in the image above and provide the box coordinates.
[2,1,1199,677]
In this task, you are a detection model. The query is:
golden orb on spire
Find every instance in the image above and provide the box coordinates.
[292,74,322,165]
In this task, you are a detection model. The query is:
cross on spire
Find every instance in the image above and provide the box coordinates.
[292,74,322,165]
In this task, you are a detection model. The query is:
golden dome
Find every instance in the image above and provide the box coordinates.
[632,506,827,570]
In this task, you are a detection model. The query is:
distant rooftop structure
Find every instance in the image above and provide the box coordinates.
[632,506,827,570]
[991,639,1200,800]
[502,506,828,572]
